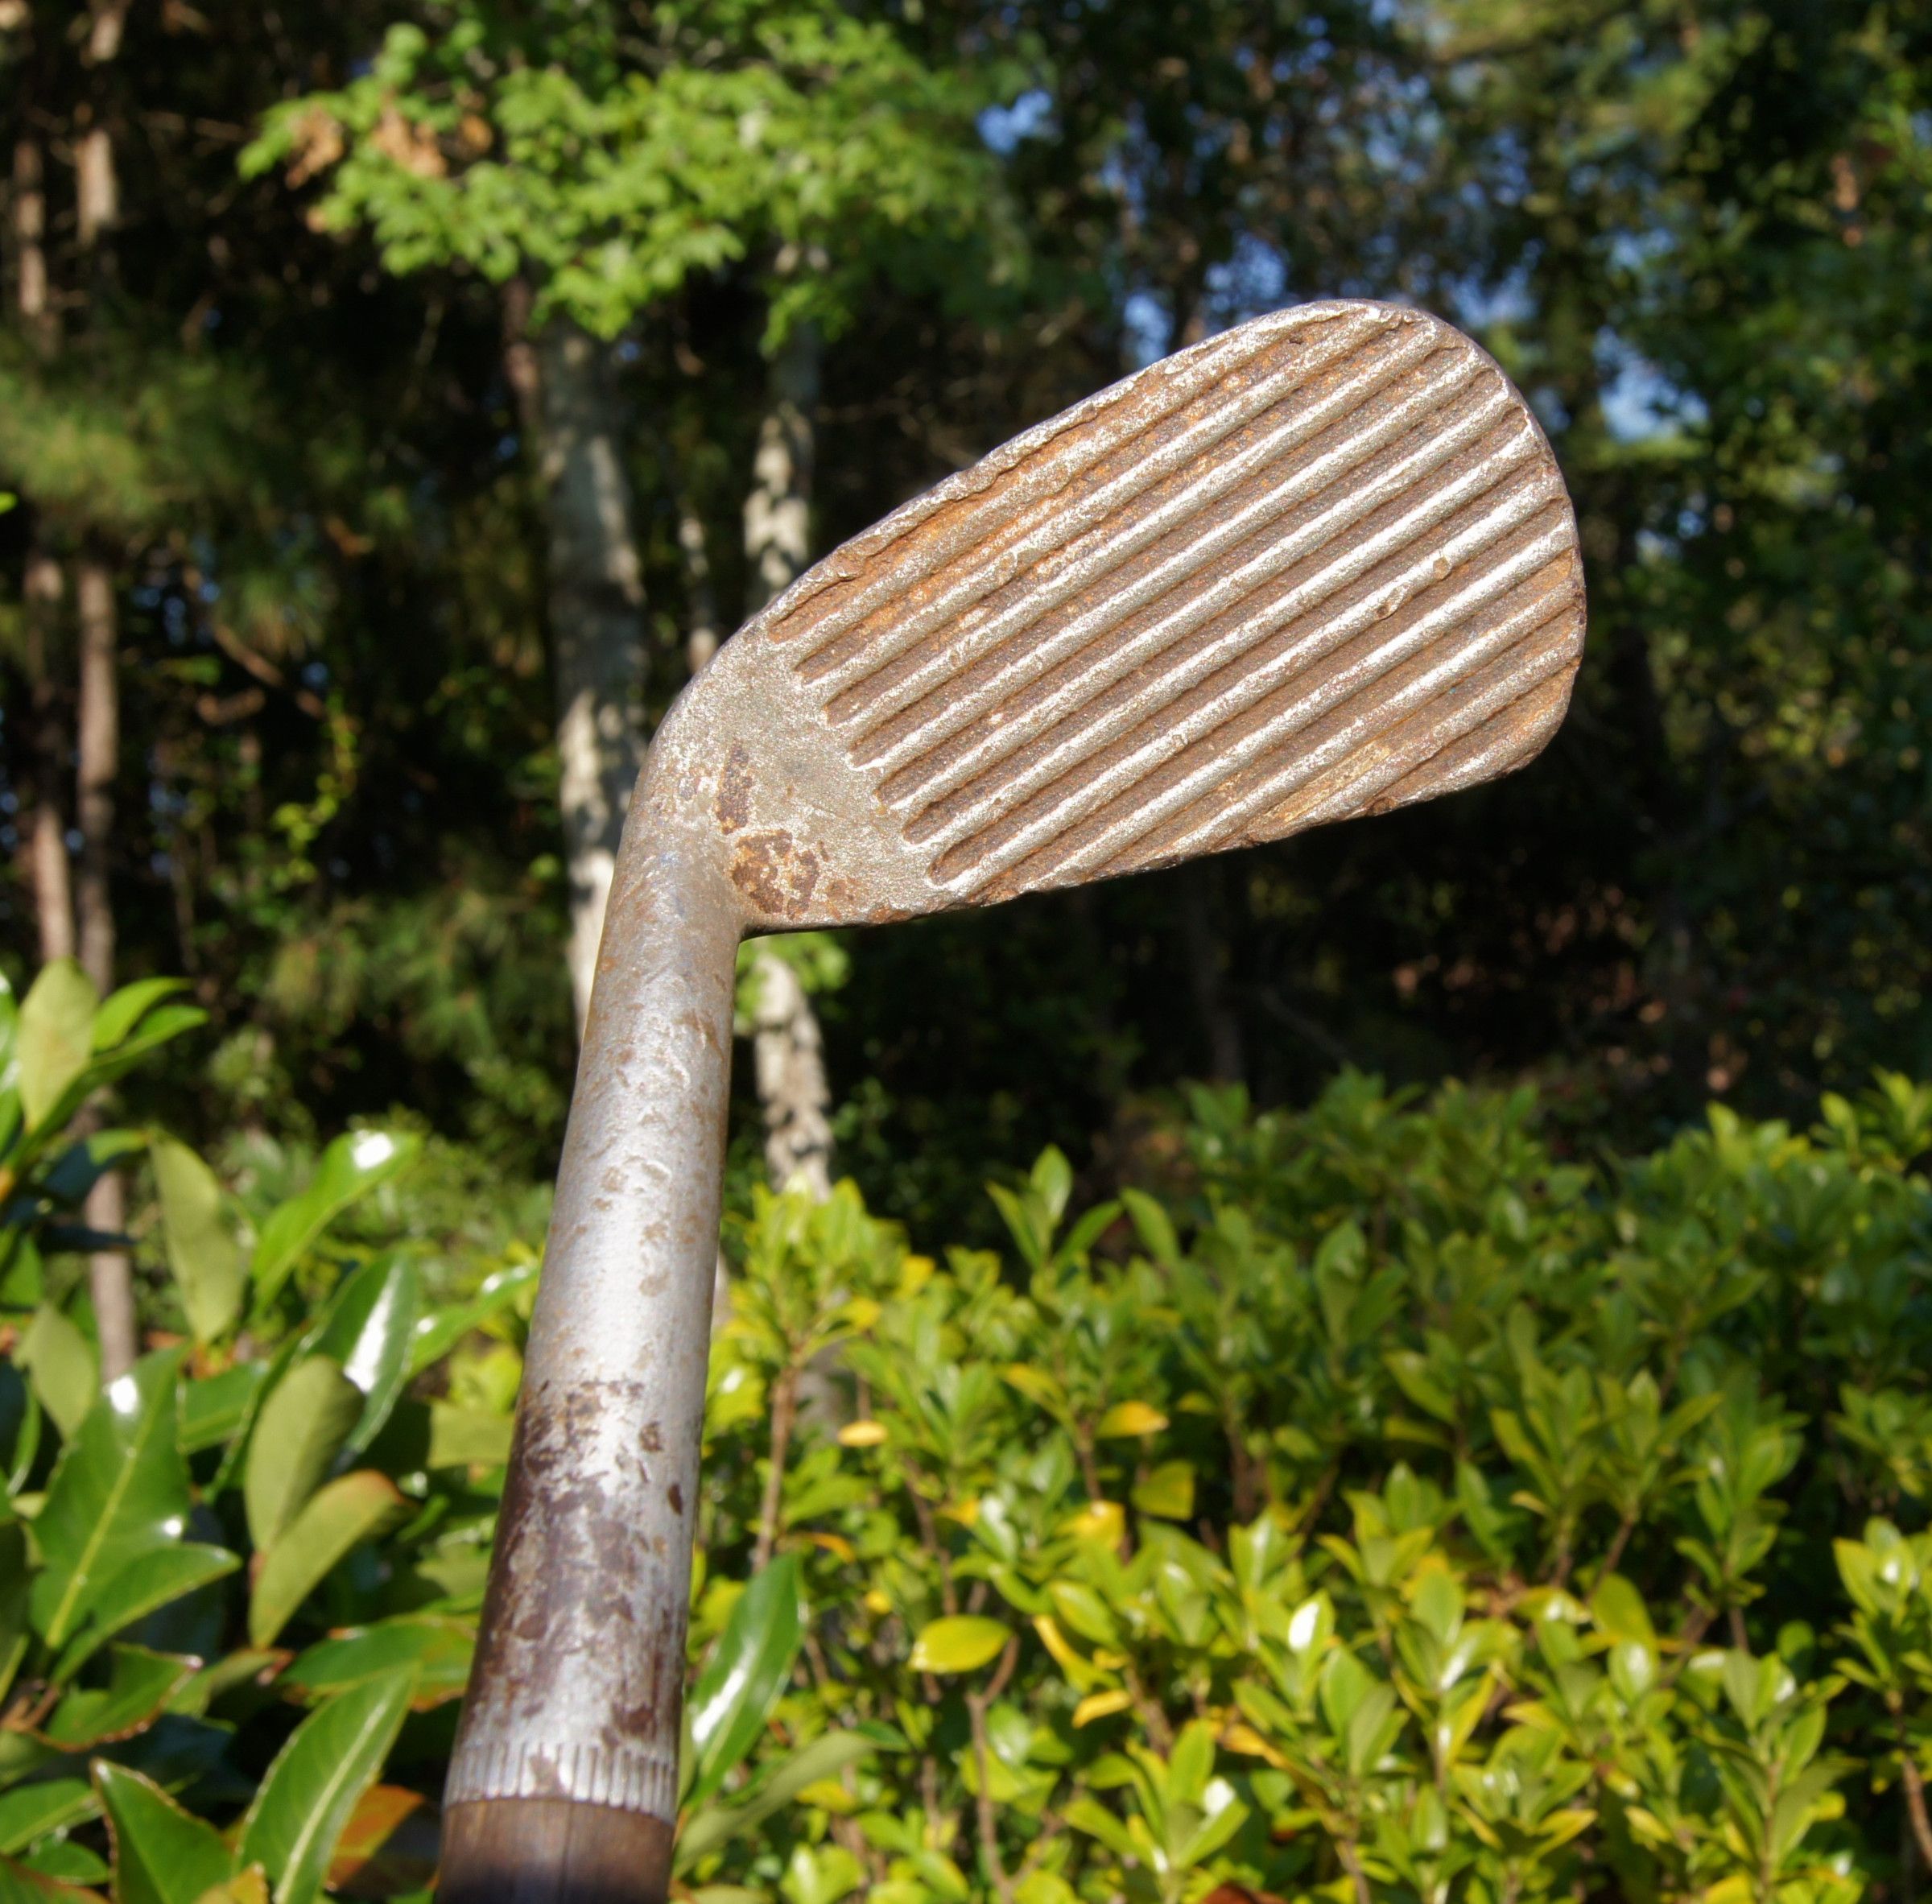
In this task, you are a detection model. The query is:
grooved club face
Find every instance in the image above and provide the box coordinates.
[654,299,1585,929]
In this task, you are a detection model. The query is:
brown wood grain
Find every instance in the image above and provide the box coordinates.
[438,1797,674,1904]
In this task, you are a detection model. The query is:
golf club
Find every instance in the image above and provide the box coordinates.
[438,298,1587,1902]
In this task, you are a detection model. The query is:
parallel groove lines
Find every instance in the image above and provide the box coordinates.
[781,306,1398,677]
[942,513,1577,894]
[1104,576,1579,879]
[760,302,1583,906]
[857,348,1498,785]
[893,387,1532,842]
[817,324,1454,729]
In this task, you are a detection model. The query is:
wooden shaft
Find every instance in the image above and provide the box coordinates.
[439,1799,672,1904]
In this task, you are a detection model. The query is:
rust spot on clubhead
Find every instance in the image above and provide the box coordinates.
[713,742,754,834]
[729,828,823,919]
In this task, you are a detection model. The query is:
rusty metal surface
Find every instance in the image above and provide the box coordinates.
[672,299,1583,931]
[444,300,1586,1866]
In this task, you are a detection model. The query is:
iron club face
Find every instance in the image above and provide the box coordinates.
[664,299,1583,930]
[438,300,1585,1904]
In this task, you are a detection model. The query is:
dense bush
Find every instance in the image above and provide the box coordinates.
[7,960,1932,1902]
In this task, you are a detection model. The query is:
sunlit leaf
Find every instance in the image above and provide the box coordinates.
[30,1348,189,1649]
[1095,1400,1167,1439]
[16,961,97,1130]
[249,1471,409,1647]
[908,1617,1009,1675]
[237,1670,415,1904]
[43,1645,194,1749]
[306,1257,420,1456]
[242,1358,361,1551]
[250,1130,422,1306]
[151,1139,246,1345]
[18,1306,97,1442]
[283,1617,474,1711]
[685,1554,803,1808]
[93,1763,234,1904]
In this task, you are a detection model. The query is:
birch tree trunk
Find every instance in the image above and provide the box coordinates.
[75,0,138,1384]
[742,323,833,1198]
[528,319,650,1035]
[22,556,74,965]
[76,559,135,1381]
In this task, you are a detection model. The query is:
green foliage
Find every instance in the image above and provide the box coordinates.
[678,1064,1932,1903]
[243,1,1025,341]
[12,963,1932,1899]
[0,970,529,1895]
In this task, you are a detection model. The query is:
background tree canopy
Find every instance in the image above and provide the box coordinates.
[1,0,1928,1238]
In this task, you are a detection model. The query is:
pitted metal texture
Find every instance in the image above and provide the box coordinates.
[658,300,1584,932]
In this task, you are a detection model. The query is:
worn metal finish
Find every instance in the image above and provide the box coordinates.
[441,299,1584,1894]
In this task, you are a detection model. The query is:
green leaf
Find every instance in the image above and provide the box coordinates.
[1131,1461,1195,1522]
[423,1404,513,1470]
[17,1307,97,1443]
[686,1555,804,1808]
[91,980,191,1055]
[93,1762,234,1904]
[0,969,17,1100]
[283,1617,473,1710]
[83,1006,205,1092]
[249,1472,409,1648]
[0,1362,38,1493]
[14,1841,108,1888]
[53,1545,240,1683]
[250,1130,421,1306]
[1590,1572,1657,1647]
[675,1731,884,1873]
[178,1365,267,1456]
[908,1616,1010,1675]
[1118,1187,1179,1266]
[167,1649,287,1719]
[242,1358,361,1552]
[207,1335,305,1501]
[1095,1400,1166,1439]
[0,1235,42,1316]
[43,1645,195,1749]
[150,1139,245,1346]
[306,1257,420,1456]
[0,1780,97,1858]
[406,1261,537,1375]
[16,962,97,1131]
[237,1670,415,1904]
[1062,1797,1141,1865]
[29,1348,189,1649]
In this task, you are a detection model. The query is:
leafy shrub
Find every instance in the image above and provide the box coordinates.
[8,957,1932,1902]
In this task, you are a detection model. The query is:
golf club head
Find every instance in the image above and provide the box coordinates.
[654,299,1584,930]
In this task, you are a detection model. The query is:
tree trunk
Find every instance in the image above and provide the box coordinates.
[741,323,834,1196]
[22,554,75,964]
[74,2,137,1385]
[528,320,650,1035]
[749,952,832,1198]
[76,557,135,1382]
[75,560,118,997]
[11,135,53,352]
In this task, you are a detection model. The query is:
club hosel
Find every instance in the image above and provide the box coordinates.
[443,768,745,1900]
